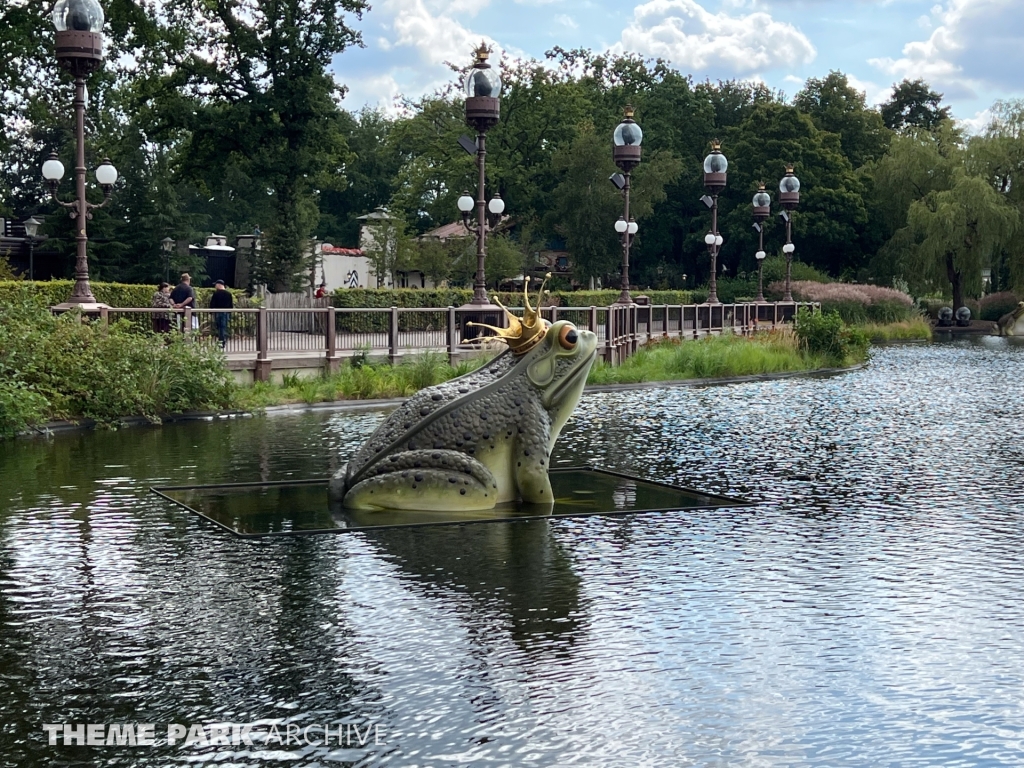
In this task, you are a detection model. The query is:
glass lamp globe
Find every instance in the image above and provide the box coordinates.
[457,194,475,213]
[752,190,771,208]
[615,217,628,234]
[783,243,796,254]
[464,47,502,99]
[613,120,643,147]
[704,233,716,245]
[703,151,728,174]
[42,155,65,181]
[95,159,118,186]
[780,174,801,194]
[52,0,105,32]
[627,220,638,235]
[714,235,724,247]
[755,250,767,260]
[488,195,504,215]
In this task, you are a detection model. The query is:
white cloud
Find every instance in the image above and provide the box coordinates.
[554,13,578,29]
[617,0,816,77]
[382,0,499,67]
[959,107,992,135]
[869,0,1023,99]
[845,73,889,106]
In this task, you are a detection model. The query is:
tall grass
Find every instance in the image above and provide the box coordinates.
[587,332,837,386]
[856,318,932,342]
[236,352,491,409]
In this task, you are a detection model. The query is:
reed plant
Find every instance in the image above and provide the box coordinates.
[235,353,491,409]
[855,318,933,342]
[586,332,838,386]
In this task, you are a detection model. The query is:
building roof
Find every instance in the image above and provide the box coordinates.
[356,206,392,221]
[420,221,473,240]
[322,245,365,256]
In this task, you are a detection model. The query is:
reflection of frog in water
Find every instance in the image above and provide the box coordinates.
[330,276,598,511]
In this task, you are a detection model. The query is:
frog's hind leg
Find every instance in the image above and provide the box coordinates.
[343,450,499,512]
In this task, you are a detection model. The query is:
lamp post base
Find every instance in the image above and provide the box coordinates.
[457,299,504,343]
[51,301,111,314]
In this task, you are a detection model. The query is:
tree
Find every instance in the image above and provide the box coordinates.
[794,71,891,168]
[137,0,368,290]
[880,79,952,134]
[906,175,1018,309]
[361,215,414,288]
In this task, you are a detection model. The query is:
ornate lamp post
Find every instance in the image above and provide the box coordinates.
[43,0,116,308]
[751,183,771,303]
[23,216,43,281]
[461,43,502,307]
[161,237,175,283]
[611,107,642,304]
[701,140,727,304]
[778,165,800,302]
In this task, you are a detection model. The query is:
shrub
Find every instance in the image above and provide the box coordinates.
[771,281,919,323]
[980,291,1022,321]
[0,296,236,436]
[794,308,869,364]
[0,280,249,309]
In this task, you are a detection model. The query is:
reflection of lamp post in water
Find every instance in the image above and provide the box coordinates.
[751,183,771,303]
[43,0,118,308]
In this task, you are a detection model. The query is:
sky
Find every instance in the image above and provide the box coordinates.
[331,0,1023,128]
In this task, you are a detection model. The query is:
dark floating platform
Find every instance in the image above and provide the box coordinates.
[152,467,751,537]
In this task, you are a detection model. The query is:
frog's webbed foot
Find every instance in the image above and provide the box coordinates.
[343,450,499,512]
[515,445,553,504]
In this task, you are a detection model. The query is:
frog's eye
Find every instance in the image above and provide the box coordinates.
[558,325,578,350]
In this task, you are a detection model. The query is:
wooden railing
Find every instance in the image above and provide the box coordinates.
[83,302,817,380]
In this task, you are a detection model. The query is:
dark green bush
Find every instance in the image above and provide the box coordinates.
[0,294,236,436]
[980,291,1022,321]
[0,280,248,309]
[794,308,869,364]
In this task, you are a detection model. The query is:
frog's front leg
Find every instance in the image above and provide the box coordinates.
[513,418,554,504]
[343,450,499,512]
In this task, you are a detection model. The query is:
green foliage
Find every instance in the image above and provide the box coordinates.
[794,308,869,363]
[0,297,235,436]
[880,79,952,134]
[794,71,892,168]
[235,353,491,408]
[0,280,248,309]
[329,287,696,309]
[979,291,1023,321]
[587,332,830,385]
[855,319,932,342]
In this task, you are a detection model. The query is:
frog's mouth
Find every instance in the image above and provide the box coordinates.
[544,349,597,408]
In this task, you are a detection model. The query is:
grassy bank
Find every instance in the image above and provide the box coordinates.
[587,331,846,386]
[855,318,932,342]
[235,354,490,410]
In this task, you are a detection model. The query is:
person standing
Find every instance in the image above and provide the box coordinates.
[209,279,233,348]
[151,282,173,334]
[170,273,196,331]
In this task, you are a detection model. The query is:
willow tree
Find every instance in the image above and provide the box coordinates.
[905,175,1018,309]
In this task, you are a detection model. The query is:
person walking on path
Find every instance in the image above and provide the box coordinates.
[151,282,173,334]
[170,273,196,331]
[209,279,233,348]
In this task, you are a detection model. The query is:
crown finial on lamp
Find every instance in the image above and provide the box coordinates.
[624,105,635,119]
[465,273,553,355]
[474,42,490,62]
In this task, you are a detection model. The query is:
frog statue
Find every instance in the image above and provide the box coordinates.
[997,301,1024,337]
[329,275,598,512]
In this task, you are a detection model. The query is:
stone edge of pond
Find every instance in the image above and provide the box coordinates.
[15,362,866,439]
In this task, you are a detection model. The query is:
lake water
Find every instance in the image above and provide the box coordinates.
[2,338,1023,766]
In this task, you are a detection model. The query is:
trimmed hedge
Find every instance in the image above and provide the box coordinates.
[329,287,697,310]
[0,280,250,309]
